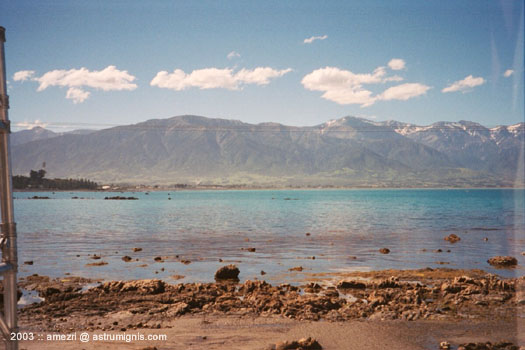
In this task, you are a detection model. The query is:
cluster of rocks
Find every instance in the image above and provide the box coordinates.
[104,196,139,200]
[440,341,521,350]
[269,337,322,350]
[18,266,523,332]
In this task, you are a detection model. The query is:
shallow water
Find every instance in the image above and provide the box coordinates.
[14,189,525,283]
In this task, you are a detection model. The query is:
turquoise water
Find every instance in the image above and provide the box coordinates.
[13,189,525,283]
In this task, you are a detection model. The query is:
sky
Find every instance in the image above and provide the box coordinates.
[1,0,524,131]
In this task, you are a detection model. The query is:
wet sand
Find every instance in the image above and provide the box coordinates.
[18,316,525,350]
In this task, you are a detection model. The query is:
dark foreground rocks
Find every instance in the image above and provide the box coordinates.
[457,342,520,350]
[18,269,524,332]
[270,337,322,350]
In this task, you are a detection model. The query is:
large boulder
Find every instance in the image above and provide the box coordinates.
[214,264,240,281]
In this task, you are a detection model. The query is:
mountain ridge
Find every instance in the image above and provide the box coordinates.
[11,115,524,187]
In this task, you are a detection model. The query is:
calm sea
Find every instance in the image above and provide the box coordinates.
[13,189,525,283]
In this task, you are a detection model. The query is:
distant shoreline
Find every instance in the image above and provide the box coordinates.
[13,185,525,192]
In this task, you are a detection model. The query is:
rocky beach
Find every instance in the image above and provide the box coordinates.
[11,266,525,349]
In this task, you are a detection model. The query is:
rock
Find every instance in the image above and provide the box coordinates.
[273,337,322,350]
[444,234,461,243]
[289,266,303,272]
[133,247,142,252]
[246,247,256,252]
[379,248,390,254]
[42,287,61,297]
[439,341,451,349]
[171,275,185,280]
[23,260,34,265]
[367,293,387,308]
[261,270,266,275]
[104,196,138,200]
[454,276,476,284]
[457,342,519,350]
[86,261,108,266]
[487,256,518,267]
[337,280,366,290]
[154,256,163,262]
[306,232,311,236]
[214,264,240,281]
[122,256,132,262]
[99,279,166,295]
[376,277,400,288]
[91,255,101,260]
[441,282,462,294]
[166,302,189,317]
[180,260,191,265]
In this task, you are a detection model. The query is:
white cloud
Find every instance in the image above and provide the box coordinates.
[227,51,241,60]
[150,67,292,91]
[12,66,137,103]
[384,75,404,82]
[387,58,406,70]
[66,87,91,104]
[35,65,137,92]
[235,67,292,85]
[14,119,48,130]
[301,63,426,107]
[303,35,328,44]
[503,69,514,77]
[13,70,35,82]
[378,83,431,101]
[442,75,485,93]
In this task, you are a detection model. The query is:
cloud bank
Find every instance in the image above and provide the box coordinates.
[14,119,48,130]
[442,75,485,93]
[12,66,137,103]
[150,67,292,91]
[301,61,430,107]
[304,35,328,44]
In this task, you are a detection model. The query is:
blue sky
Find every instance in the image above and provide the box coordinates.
[1,0,523,131]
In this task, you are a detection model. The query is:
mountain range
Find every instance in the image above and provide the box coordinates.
[10,115,525,187]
